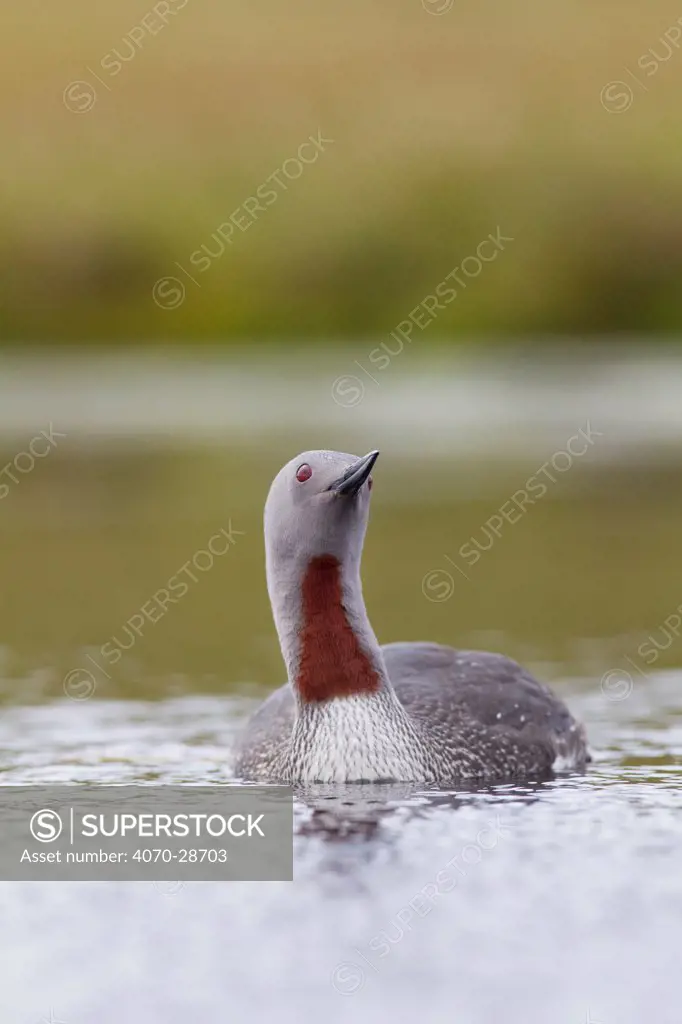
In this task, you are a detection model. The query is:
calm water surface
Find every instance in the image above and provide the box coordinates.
[1,351,681,1023]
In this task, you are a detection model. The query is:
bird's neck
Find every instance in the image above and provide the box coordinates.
[269,553,390,703]
[267,552,432,782]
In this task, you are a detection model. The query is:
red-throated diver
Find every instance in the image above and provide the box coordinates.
[235,449,589,783]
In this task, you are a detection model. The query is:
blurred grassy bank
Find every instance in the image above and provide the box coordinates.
[3,0,682,342]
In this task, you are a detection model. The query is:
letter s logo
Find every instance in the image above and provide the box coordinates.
[30,809,63,843]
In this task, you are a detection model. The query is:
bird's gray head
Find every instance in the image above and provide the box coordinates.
[264,449,379,578]
[263,448,383,707]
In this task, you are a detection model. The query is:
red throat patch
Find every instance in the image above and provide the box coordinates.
[296,555,381,703]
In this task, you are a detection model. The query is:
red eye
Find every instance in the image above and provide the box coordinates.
[296,463,313,483]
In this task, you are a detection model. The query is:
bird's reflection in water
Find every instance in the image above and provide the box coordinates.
[293,779,550,841]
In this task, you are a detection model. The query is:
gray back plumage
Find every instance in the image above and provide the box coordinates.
[235,642,589,781]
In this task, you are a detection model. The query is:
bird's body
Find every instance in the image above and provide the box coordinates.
[236,643,588,782]
[235,449,589,784]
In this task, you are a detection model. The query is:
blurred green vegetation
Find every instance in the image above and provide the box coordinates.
[2,0,682,342]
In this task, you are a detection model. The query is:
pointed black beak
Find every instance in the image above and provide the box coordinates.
[330,450,379,497]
